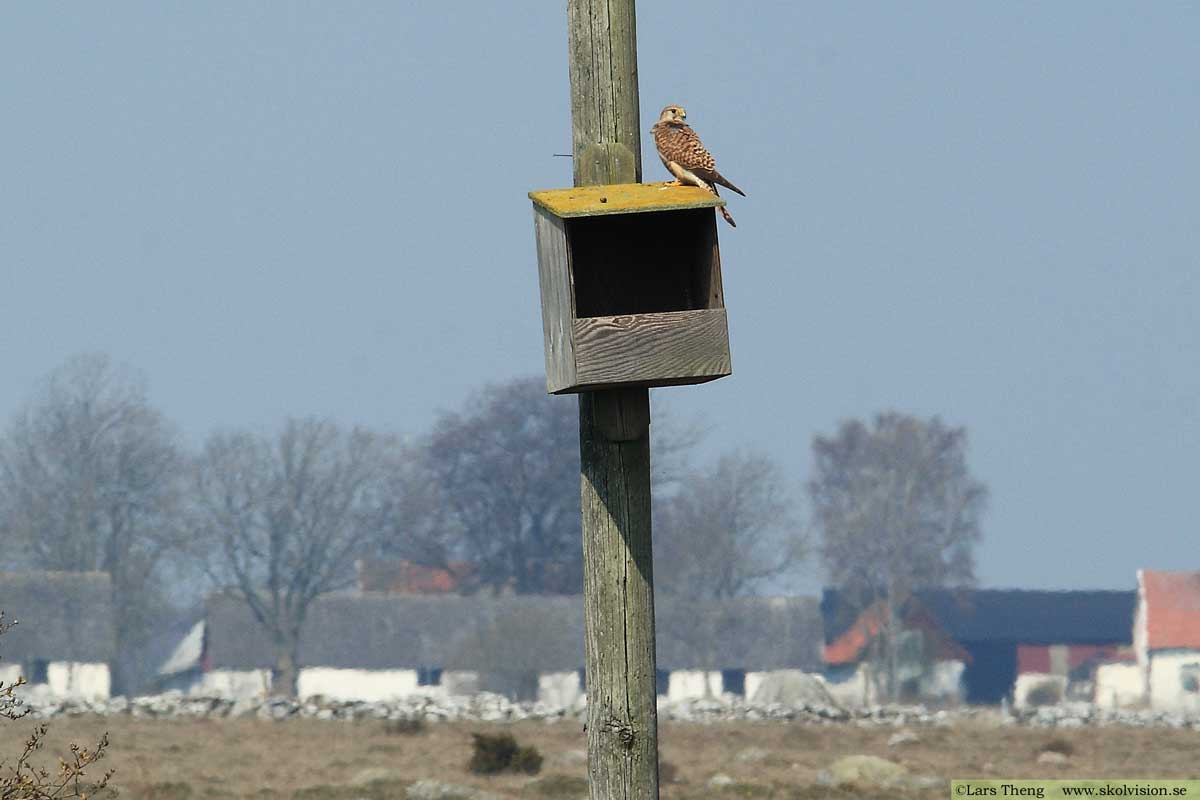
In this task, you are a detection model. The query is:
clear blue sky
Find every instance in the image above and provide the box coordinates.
[2,3,1196,591]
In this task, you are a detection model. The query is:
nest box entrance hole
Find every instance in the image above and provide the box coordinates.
[568,208,723,319]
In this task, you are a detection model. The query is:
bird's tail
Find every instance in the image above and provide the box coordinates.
[713,171,745,197]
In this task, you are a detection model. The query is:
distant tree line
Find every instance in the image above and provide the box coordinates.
[0,354,986,699]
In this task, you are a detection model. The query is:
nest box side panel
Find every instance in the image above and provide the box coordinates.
[533,205,577,393]
[571,308,732,390]
[701,212,725,309]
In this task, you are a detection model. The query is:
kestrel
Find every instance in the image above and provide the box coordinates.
[651,105,745,227]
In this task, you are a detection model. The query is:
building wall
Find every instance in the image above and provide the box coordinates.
[1017,643,1125,677]
[921,660,965,703]
[192,667,822,705]
[662,670,722,702]
[744,671,768,701]
[0,662,109,700]
[823,663,872,707]
[0,664,19,688]
[1094,662,1143,708]
[48,662,110,700]
[1148,651,1200,712]
[538,671,582,707]
[442,671,480,697]
[298,668,421,701]
[198,667,577,703]
[1017,645,1068,675]
[1134,571,1149,675]
[201,669,271,698]
[822,660,963,707]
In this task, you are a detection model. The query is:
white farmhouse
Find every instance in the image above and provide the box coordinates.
[1133,569,1200,712]
[0,571,113,701]
[161,590,825,704]
[654,596,824,702]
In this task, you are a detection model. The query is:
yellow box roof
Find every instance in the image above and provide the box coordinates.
[529,181,724,218]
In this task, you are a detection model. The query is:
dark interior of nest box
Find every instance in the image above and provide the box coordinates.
[567,208,723,319]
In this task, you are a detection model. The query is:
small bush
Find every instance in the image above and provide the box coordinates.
[1025,683,1062,707]
[468,732,543,776]
[469,732,516,774]
[382,717,426,736]
[1038,737,1075,757]
[512,744,545,775]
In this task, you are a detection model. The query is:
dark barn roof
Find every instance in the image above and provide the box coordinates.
[656,597,824,671]
[0,571,116,663]
[821,588,1136,647]
[206,593,825,673]
[206,593,524,671]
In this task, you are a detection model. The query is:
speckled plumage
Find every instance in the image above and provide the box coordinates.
[651,104,744,227]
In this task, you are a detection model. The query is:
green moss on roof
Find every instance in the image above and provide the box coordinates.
[529,181,724,218]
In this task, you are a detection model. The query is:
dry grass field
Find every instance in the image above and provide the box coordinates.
[5,715,1198,799]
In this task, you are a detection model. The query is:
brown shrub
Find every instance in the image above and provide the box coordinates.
[468,732,543,776]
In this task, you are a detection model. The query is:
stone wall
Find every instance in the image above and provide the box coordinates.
[15,690,1200,729]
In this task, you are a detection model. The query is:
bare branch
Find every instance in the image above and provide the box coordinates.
[809,411,988,700]
[189,417,394,696]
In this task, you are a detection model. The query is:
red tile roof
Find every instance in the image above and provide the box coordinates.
[357,559,474,594]
[823,603,882,665]
[1141,570,1200,651]
[823,599,971,665]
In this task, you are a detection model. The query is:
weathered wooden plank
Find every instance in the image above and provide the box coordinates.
[568,1,660,796]
[579,387,657,799]
[573,309,732,388]
[533,206,577,393]
[591,383,651,441]
[701,210,726,309]
[568,0,642,187]
[577,142,638,187]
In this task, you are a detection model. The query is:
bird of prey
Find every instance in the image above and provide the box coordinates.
[651,105,745,227]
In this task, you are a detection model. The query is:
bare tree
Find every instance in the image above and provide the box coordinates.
[191,418,392,696]
[808,412,987,701]
[424,377,702,595]
[0,354,185,694]
[374,440,462,568]
[654,450,804,599]
[424,378,583,595]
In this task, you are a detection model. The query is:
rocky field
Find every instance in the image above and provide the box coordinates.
[5,695,1200,799]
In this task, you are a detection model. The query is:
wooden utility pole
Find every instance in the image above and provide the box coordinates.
[568,1,659,797]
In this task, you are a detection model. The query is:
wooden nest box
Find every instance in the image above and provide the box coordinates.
[529,182,733,394]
